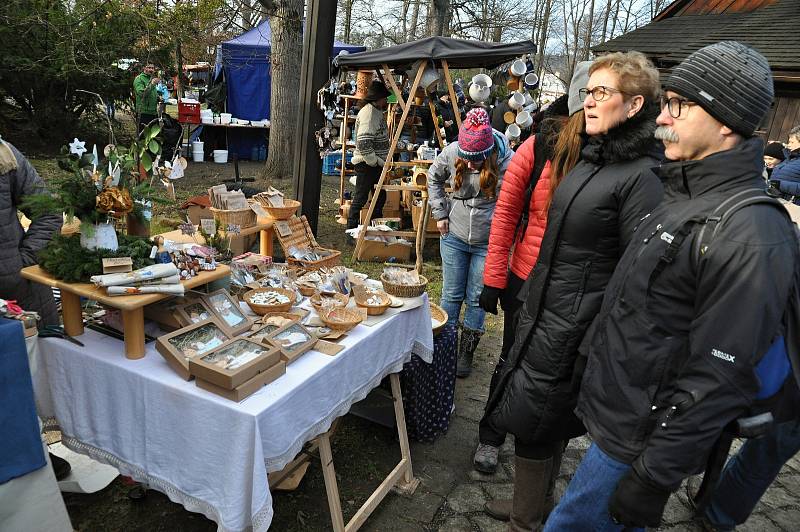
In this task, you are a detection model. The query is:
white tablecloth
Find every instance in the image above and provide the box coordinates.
[33,301,433,532]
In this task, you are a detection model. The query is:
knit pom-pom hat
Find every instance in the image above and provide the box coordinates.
[457,108,494,161]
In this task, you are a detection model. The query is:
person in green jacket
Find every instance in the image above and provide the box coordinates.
[133,63,160,133]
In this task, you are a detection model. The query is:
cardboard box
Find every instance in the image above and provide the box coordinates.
[267,322,317,364]
[102,257,133,274]
[228,232,259,256]
[196,360,286,401]
[180,195,214,226]
[156,318,231,380]
[355,239,413,262]
[340,202,402,225]
[204,289,253,336]
[411,202,439,233]
[189,338,282,389]
[384,190,401,211]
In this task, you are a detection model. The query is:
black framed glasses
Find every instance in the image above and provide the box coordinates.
[660,95,697,118]
[578,86,628,102]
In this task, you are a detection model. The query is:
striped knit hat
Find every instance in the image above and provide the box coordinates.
[457,108,494,161]
[664,41,773,137]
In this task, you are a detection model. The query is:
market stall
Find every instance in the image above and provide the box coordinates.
[332,36,536,267]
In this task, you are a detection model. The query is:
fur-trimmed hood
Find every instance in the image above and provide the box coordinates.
[582,101,661,165]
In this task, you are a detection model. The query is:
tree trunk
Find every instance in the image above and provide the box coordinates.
[409,0,420,41]
[582,0,596,60]
[600,0,612,43]
[258,0,304,181]
[535,0,552,75]
[343,0,353,42]
[432,0,449,36]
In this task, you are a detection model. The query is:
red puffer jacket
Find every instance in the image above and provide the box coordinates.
[484,135,551,289]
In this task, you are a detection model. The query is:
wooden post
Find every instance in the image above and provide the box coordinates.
[60,291,84,337]
[428,99,445,148]
[441,60,462,129]
[338,95,352,206]
[354,62,426,259]
[122,307,146,360]
[292,0,337,234]
[414,194,430,275]
[381,64,407,112]
[390,373,418,490]
[319,432,346,532]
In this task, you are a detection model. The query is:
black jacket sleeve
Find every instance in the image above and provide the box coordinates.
[10,143,62,266]
[617,168,664,251]
[634,205,798,489]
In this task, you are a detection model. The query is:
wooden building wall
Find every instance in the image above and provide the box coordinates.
[760,95,800,142]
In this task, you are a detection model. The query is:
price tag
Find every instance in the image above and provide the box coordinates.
[179,223,196,235]
[200,218,217,234]
[226,223,242,235]
[275,221,291,237]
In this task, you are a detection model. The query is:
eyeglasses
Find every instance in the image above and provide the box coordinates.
[660,95,697,119]
[578,86,628,102]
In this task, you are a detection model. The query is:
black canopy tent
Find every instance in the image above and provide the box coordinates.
[335,36,536,267]
[334,36,536,71]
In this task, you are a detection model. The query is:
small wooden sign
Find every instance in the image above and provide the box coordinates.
[179,223,196,236]
[102,257,133,274]
[275,221,291,237]
[200,218,217,235]
[226,223,242,235]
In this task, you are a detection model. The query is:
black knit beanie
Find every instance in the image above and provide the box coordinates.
[664,41,773,137]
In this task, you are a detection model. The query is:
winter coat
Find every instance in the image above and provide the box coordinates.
[133,72,158,116]
[485,104,664,444]
[435,100,458,142]
[575,136,799,489]
[0,141,61,325]
[483,134,551,290]
[771,148,800,183]
[427,131,514,246]
[352,102,390,168]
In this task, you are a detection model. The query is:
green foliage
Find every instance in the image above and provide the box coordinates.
[38,233,155,283]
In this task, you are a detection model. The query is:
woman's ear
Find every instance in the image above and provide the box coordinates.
[628,95,644,117]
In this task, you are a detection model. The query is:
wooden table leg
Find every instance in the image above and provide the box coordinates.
[60,291,84,337]
[122,307,146,360]
[259,227,274,257]
[319,432,346,532]
[390,373,419,493]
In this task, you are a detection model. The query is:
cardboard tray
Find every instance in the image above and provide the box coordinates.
[189,338,282,389]
[196,360,286,402]
[156,317,231,380]
[266,321,317,365]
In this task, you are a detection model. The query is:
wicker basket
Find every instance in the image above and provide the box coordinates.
[296,283,317,297]
[380,273,429,298]
[261,199,301,220]
[210,206,256,230]
[242,287,295,315]
[309,292,349,313]
[275,215,341,270]
[430,303,449,335]
[319,307,363,332]
[355,291,391,316]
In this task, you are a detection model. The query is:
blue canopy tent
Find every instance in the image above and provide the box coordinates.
[214,21,366,159]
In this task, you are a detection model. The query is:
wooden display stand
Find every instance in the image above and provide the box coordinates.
[158,219,275,257]
[352,60,463,268]
[21,264,230,360]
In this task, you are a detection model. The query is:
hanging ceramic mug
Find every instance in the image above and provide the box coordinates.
[516,110,533,129]
[503,111,516,125]
[505,124,521,141]
[508,91,525,111]
[471,73,493,89]
[524,73,540,90]
[510,59,527,77]
[469,83,491,103]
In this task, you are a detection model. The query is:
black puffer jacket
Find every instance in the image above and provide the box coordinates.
[0,141,61,325]
[576,137,800,489]
[486,104,664,444]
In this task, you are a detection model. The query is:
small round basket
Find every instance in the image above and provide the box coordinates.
[210,207,257,230]
[296,283,317,297]
[243,287,296,315]
[380,273,429,298]
[355,291,391,316]
[261,198,301,220]
[430,303,449,336]
[319,307,363,332]
[310,292,350,313]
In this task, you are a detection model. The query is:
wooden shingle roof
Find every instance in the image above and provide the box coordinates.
[593,0,800,72]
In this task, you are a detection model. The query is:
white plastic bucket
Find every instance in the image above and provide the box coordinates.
[192,150,204,163]
[220,113,232,125]
[213,149,228,163]
[192,141,204,150]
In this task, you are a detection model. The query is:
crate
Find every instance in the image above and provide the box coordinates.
[323,152,352,175]
[275,215,341,269]
[178,99,201,124]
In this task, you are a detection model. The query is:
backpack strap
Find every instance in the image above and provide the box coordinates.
[514,134,550,243]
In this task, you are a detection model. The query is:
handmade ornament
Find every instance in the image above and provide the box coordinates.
[69,138,87,157]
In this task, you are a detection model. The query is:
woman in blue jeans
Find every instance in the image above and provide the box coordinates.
[427,107,513,377]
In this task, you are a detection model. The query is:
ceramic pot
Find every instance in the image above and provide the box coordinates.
[508,91,526,110]
[80,223,119,251]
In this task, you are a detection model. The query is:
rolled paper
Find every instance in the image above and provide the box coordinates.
[107,284,185,296]
[91,263,179,287]
[137,275,181,286]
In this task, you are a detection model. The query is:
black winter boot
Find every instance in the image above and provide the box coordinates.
[456,327,483,378]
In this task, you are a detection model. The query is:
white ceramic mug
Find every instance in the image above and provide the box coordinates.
[516,110,533,129]
[471,73,493,89]
[524,73,540,89]
[469,83,491,103]
[505,124,521,141]
[510,59,527,77]
[508,91,525,110]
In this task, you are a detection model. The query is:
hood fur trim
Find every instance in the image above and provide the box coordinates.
[582,101,660,165]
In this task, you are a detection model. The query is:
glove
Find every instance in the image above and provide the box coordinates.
[608,467,671,528]
[478,285,502,315]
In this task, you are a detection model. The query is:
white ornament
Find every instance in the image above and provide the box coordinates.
[69,138,87,157]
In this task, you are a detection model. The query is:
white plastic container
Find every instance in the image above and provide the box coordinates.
[220,113,232,125]
[192,141,204,151]
[192,150,204,163]
[212,149,229,163]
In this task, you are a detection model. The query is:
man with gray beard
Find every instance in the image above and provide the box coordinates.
[543,41,800,530]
